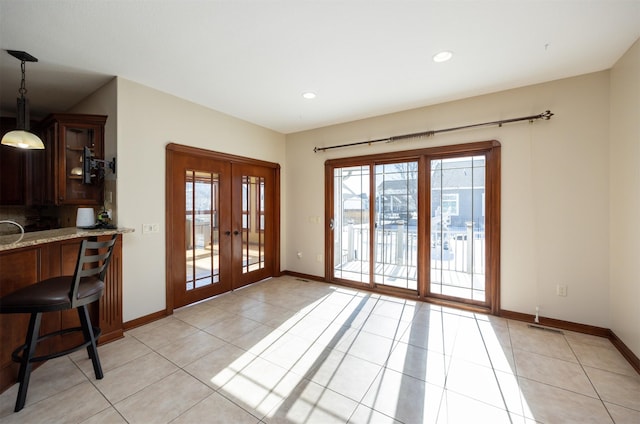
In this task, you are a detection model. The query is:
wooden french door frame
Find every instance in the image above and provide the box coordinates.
[231,162,277,289]
[324,140,500,315]
[165,143,281,312]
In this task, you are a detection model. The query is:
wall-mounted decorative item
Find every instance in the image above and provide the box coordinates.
[82,146,116,184]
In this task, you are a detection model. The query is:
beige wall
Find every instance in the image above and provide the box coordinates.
[286,71,612,329]
[115,78,286,321]
[609,39,640,355]
[72,44,637,357]
[68,78,119,222]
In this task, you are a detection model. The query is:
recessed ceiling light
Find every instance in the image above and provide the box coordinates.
[302,92,316,99]
[433,50,453,63]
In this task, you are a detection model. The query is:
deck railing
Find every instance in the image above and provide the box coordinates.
[339,223,485,274]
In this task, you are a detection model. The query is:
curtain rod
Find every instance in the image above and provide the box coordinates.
[313,110,554,153]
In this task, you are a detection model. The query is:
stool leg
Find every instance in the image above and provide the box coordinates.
[15,312,42,412]
[78,305,103,379]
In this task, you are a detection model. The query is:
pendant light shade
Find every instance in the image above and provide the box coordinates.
[1,50,44,150]
[1,130,45,149]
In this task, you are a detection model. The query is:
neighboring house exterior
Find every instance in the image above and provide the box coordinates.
[431,157,485,232]
[372,157,486,232]
[375,179,417,225]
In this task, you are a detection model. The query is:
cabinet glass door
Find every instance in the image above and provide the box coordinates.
[64,127,100,203]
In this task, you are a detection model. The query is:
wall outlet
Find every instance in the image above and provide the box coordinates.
[556,284,568,297]
[142,223,159,234]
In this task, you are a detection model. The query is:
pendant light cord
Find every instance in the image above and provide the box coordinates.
[19,60,27,98]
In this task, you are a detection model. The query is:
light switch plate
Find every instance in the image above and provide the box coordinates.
[142,223,159,234]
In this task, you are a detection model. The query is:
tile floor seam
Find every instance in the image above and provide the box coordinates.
[599,399,640,414]
[516,374,611,403]
[169,391,262,424]
[580,360,640,378]
[419,309,449,423]
[68,355,131,424]
[566,335,621,424]
[442,387,518,421]
[347,402,404,424]
[110,368,188,405]
[504,319,537,422]
[214,373,285,422]
[354,365,404,419]
[101,352,179,408]
[510,343,580,365]
[472,314,514,420]
[16,377,107,423]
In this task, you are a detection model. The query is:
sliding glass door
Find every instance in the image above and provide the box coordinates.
[332,165,370,283]
[430,156,486,301]
[325,141,501,313]
[373,161,418,290]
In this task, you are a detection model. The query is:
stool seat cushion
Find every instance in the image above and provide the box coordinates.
[0,276,104,314]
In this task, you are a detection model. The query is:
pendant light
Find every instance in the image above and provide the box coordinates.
[1,50,44,150]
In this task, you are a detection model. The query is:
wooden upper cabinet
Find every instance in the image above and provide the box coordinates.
[40,113,107,206]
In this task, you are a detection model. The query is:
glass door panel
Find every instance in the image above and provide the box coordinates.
[231,163,274,289]
[332,165,370,283]
[430,156,486,301]
[241,175,265,274]
[374,162,418,290]
[185,170,220,290]
[168,149,231,309]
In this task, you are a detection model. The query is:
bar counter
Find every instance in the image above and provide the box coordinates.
[0,226,133,252]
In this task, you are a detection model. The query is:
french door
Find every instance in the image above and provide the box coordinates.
[231,163,275,289]
[166,144,279,310]
[325,141,500,314]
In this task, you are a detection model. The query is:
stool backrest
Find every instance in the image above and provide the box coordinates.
[70,235,118,308]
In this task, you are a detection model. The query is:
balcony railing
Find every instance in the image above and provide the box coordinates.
[338,223,485,275]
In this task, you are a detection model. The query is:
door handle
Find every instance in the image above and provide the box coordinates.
[329,218,334,231]
[233,230,240,235]
[225,231,231,236]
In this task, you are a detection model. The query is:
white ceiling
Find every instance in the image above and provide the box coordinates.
[1,1,638,134]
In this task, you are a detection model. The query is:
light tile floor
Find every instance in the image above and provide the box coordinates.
[1,276,639,423]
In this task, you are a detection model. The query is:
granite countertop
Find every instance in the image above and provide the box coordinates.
[0,227,134,252]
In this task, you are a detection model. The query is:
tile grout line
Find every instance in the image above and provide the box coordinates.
[474,316,515,424]
[68,355,131,423]
[564,333,618,423]
[504,319,532,422]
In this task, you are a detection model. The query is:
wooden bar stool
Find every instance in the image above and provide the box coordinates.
[0,235,117,412]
